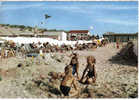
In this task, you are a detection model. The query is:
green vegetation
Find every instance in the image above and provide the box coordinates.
[0,24,48,32]
[0,24,67,33]
[0,76,2,81]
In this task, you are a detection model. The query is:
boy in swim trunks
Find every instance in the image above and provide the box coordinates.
[80,56,96,84]
[69,55,79,79]
[60,66,78,97]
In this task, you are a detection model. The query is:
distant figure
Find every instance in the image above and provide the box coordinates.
[60,66,78,97]
[0,48,2,61]
[5,49,8,58]
[69,53,79,79]
[80,56,96,84]
[121,42,124,48]
[39,49,43,55]
[116,41,119,49]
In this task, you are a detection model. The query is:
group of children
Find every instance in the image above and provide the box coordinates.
[59,53,96,97]
[0,48,15,61]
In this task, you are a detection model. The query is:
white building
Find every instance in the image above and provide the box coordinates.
[67,30,91,41]
[43,31,67,41]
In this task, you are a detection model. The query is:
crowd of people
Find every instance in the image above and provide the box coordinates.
[0,38,109,97]
[0,38,108,60]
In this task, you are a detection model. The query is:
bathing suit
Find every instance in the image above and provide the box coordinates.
[60,85,71,96]
[72,64,76,75]
[87,71,94,78]
[87,65,95,78]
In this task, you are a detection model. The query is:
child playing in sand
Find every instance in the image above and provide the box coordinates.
[69,54,79,79]
[80,56,96,84]
[60,66,78,97]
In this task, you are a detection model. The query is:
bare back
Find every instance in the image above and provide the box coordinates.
[61,75,74,87]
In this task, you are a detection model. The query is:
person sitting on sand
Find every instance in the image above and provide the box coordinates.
[60,66,78,97]
[51,64,76,80]
[80,56,96,84]
[69,54,79,79]
[48,65,72,81]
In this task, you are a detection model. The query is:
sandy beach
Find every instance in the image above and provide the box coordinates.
[0,43,137,98]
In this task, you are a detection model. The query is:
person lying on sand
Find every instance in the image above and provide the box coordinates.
[60,66,79,97]
[69,54,80,80]
[80,56,96,84]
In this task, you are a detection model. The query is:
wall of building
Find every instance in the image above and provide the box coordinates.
[60,32,67,41]
[67,33,90,41]
[43,31,67,41]
[103,34,138,42]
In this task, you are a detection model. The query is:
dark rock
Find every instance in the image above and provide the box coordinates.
[129,90,138,98]
[56,59,62,62]
[96,93,104,97]
[17,63,23,67]
[49,87,61,96]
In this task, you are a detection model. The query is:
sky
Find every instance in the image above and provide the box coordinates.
[0,1,138,36]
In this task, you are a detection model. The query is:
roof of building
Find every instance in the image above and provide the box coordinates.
[68,30,89,34]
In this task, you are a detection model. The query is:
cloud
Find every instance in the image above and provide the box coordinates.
[0,3,45,11]
[50,6,87,13]
[96,18,138,26]
[0,4,83,13]
[40,5,137,14]
[102,5,137,10]
[41,6,95,14]
[0,6,30,11]
[0,2,137,14]
[0,2,137,18]
[42,5,137,10]
[0,2,2,6]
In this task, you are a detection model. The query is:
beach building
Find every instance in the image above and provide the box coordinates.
[67,30,91,41]
[43,31,67,41]
[103,32,138,42]
[19,32,35,37]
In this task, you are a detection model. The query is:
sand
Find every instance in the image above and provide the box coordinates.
[0,43,138,98]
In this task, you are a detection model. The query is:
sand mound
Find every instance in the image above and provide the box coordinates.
[119,41,137,61]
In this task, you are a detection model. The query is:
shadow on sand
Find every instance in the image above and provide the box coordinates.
[33,79,61,96]
[109,41,138,67]
[109,54,137,67]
